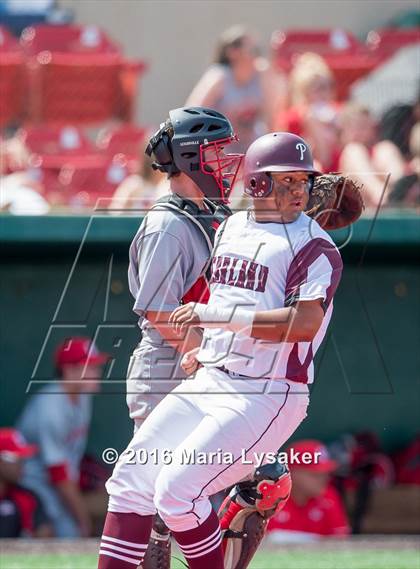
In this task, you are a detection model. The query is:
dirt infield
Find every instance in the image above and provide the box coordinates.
[1,535,419,555]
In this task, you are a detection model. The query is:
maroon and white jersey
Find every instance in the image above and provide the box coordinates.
[197,210,343,383]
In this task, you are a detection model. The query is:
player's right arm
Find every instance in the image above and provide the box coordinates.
[185,66,225,108]
[249,299,324,342]
[172,300,323,344]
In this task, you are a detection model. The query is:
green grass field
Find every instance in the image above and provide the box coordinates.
[1,549,420,569]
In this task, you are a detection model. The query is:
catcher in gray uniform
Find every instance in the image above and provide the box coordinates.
[125,106,243,567]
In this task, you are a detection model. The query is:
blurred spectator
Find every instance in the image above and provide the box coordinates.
[276,53,341,172]
[186,25,287,153]
[0,172,50,215]
[0,428,51,538]
[16,337,108,537]
[378,98,419,159]
[267,440,350,541]
[0,134,31,173]
[109,155,168,212]
[388,122,420,207]
[0,135,50,215]
[338,102,407,208]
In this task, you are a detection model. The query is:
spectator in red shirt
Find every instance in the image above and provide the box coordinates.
[275,53,341,173]
[0,428,51,538]
[109,154,168,213]
[267,440,350,541]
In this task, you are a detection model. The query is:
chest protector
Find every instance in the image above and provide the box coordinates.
[151,194,231,304]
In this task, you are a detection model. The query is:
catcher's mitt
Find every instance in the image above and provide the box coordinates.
[305,174,364,230]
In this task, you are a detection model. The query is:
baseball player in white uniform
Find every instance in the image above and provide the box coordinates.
[98,132,342,569]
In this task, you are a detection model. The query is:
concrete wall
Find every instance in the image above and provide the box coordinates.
[60,0,418,125]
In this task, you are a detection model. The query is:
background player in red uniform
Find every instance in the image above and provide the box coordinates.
[267,440,350,540]
[0,428,51,538]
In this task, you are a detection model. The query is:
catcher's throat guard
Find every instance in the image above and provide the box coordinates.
[219,461,291,569]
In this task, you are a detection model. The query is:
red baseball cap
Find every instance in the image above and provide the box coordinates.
[0,428,38,459]
[287,439,338,473]
[55,337,109,370]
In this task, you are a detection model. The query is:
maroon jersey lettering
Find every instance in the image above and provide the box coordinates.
[244,261,258,290]
[256,265,269,292]
[234,260,249,289]
[227,257,239,285]
[210,256,269,293]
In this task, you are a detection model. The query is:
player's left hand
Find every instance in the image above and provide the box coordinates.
[169,302,202,334]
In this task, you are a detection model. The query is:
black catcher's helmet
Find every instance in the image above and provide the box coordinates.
[145,107,243,202]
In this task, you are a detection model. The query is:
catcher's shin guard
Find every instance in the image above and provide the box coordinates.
[218,461,291,569]
[141,514,171,569]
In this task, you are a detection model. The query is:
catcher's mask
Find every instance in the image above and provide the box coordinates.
[243,132,321,198]
[145,107,244,203]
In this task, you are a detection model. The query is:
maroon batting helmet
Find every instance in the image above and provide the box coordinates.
[243,132,321,198]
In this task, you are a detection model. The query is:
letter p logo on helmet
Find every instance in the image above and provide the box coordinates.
[296,143,307,161]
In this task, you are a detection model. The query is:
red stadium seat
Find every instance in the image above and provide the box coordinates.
[56,155,130,208]
[0,26,25,126]
[19,24,147,125]
[271,28,362,64]
[26,51,124,124]
[18,125,95,158]
[17,126,139,204]
[17,125,109,201]
[20,24,121,56]
[96,125,148,170]
[271,28,381,101]
[18,125,97,168]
